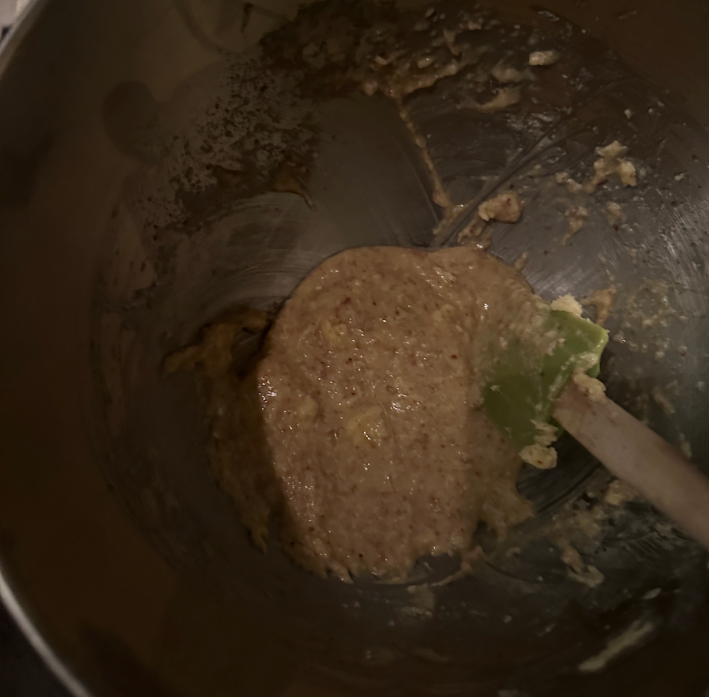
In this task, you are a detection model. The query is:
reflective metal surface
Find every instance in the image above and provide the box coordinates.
[0,1,708,696]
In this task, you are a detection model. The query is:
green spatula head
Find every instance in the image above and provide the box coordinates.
[482,307,608,468]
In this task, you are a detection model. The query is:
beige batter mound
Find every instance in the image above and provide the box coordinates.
[169,246,549,580]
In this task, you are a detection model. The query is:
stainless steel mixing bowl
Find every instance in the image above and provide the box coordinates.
[1,1,708,696]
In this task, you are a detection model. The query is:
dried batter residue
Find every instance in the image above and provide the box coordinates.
[529,50,560,66]
[513,251,529,271]
[604,479,638,506]
[562,206,589,245]
[651,387,675,416]
[585,141,637,193]
[461,86,522,113]
[678,433,692,460]
[397,102,452,210]
[528,474,642,590]
[478,191,523,223]
[550,294,583,316]
[578,621,654,672]
[556,142,637,196]
[492,63,532,83]
[581,287,616,327]
[604,201,625,225]
[271,160,315,209]
[573,372,605,402]
[623,280,676,330]
[555,171,584,193]
[405,584,436,617]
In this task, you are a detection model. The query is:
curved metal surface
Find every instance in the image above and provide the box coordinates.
[0,1,708,696]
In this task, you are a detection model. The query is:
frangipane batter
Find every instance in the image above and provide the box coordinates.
[169,245,556,581]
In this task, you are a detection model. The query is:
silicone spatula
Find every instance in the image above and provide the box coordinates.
[482,308,608,456]
[482,306,709,550]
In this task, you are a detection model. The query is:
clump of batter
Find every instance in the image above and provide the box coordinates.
[169,246,555,581]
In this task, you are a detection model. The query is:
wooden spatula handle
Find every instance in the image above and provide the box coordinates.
[553,381,709,551]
